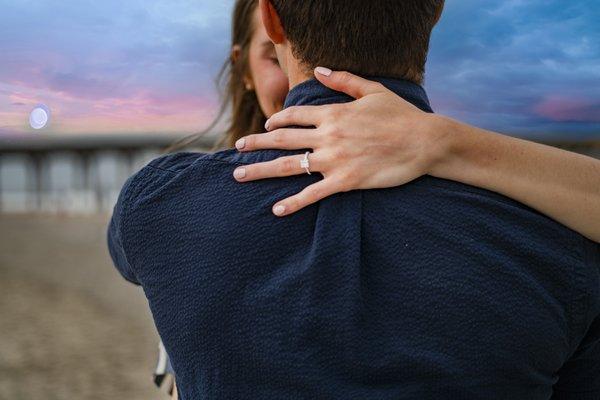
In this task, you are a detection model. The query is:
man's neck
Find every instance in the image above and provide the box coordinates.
[287,69,312,91]
[284,51,313,90]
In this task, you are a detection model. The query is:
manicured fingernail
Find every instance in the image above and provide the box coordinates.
[234,168,246,179]
[265,119,271,131]
[235,138,246,150]
[273,205,286,216]
[315,66,332,77]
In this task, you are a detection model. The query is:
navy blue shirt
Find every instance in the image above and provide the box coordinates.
[108,77,600,400]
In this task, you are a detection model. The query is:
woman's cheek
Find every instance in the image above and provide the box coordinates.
[268,65,289,111]
[256,64,289,117]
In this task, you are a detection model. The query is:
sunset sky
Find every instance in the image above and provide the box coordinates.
[0,0,598,139]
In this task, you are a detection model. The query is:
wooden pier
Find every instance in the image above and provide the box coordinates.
[0,134,598,214]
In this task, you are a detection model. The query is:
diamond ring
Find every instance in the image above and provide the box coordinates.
[300,151,311,175]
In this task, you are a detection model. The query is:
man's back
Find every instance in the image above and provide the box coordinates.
[108,79,600,400]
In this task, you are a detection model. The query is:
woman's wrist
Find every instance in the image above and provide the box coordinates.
[427,114,512,192]
[425,114,464,179]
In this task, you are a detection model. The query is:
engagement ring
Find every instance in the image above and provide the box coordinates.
[300,151,311,175]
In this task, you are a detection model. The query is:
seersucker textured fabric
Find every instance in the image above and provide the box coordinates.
[108,77,600,400]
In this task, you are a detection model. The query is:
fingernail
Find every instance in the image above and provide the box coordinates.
[234,168,246,179]
[273,204,286,216]
[235,138,246,150]
[264,119,271,131]
[315,66,332,77]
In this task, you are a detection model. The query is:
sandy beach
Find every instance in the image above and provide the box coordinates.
[0,214,169,400]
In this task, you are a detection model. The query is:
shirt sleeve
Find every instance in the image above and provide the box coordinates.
[107,174,140,286]
[551,243,600,400]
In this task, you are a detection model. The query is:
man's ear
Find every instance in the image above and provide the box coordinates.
[259,0,285,44]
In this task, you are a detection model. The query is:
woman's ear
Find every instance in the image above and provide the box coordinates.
[231,44,253,90]
[259,0,285,44]
[230,44,242,64]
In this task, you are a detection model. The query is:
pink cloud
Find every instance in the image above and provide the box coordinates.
[533,96,600,123]
[1,81,220,135]
[8,91,40,106]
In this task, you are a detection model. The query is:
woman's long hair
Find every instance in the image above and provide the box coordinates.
[166,0,266,153]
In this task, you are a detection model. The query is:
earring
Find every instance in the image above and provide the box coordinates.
[245,83,253,91]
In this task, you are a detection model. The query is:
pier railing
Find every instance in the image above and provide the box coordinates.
[0,133,213,214]
[0,134,598,214]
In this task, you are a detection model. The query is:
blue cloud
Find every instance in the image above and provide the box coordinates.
[0,0,597,138]
[426,0,600,138]
[0,0,231,100]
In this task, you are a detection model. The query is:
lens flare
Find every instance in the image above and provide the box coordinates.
[29,104,51,130]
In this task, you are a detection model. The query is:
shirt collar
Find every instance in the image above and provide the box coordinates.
[283,75,433,113]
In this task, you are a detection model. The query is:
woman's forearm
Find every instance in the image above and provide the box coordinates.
[430,115,600,242]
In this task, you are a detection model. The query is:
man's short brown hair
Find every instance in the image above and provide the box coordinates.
[270,0,444,84]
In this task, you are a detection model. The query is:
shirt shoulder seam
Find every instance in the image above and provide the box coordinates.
[145,164,179,174]
[206,153,256,166]
[116,169,157,278]
[146,155,250,175]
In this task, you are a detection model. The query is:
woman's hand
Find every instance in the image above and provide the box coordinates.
[232,69,600,242]
[233,68,450,216]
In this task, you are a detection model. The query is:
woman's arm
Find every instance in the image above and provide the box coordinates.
[233,69,600,242]
[430,115,600,242]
